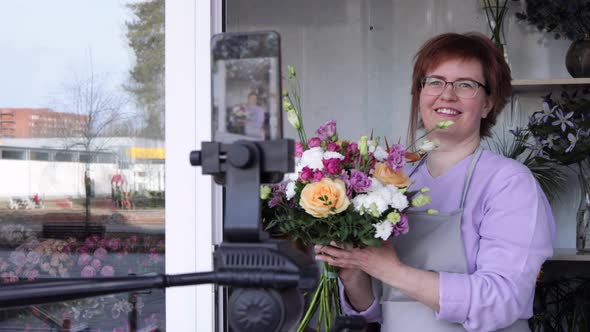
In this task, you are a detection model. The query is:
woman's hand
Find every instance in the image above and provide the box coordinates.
[315,241,441,312]
[314,241,402,282]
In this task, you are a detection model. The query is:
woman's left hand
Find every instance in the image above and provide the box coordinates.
[315,240,403,282]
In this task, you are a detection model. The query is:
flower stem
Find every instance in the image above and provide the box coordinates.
[297,276,325,332]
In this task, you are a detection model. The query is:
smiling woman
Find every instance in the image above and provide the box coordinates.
[323,32,555,332]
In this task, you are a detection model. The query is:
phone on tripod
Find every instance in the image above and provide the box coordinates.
[211,30,282,144]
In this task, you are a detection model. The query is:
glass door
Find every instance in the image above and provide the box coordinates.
[0,1,167,331]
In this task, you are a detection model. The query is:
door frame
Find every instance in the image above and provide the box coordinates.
[165,0,222,330]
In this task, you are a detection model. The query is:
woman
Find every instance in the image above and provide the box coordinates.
[315,33,555,331]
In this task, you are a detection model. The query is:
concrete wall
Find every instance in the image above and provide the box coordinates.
[227,0,578,248]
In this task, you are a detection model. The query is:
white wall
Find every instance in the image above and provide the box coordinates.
[0,160,163,199]
[227,0,578,248]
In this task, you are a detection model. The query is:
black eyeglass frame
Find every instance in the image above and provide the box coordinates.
[420,76,490,98]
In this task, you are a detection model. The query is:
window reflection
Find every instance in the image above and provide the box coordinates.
[0,0,165,330]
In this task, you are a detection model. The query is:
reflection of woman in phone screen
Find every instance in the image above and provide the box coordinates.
[244,92,265,138]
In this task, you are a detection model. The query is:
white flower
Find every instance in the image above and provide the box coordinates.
[373,221,393,240]
[352,192,388,216]
[367,177,383,192]
[389,190,409,211]
[285,181,296,200]
[418,139,440,152]
[323,151,345,160]
[352,194,369,214]
[300,147,324,170]
[373,186,392,203]
[285,170,299,182]
[367,193,388,216]
[373,146,388,161]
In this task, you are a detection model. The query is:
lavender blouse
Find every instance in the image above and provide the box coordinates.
[341,149,556,331]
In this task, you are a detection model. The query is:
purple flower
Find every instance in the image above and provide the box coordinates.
[326,141,340,152]
[9,251,26,267]
[316,120,337,140]
[535,102,556,123]
[108,238,121,251]
[566,131,579,153]
[268,183,286,208]
[81,266,96,278]
[84,238,96,249]
[392,214,409,236]
[295,142,304,158]
[94,247,108,260]
[349,169,372,192]
[25,269,39,281]
[299,166,313,181]
[26,251,40,265]
[551,109,574,132]
[386,144,406,172]
[338,173,353,198]
[91,259,102,271]
[77,253,92,267]
[100,265,115,277]
[308,137,322,148]
[312,170,324,182]
[346,142,358,155]
[322,158,342,175]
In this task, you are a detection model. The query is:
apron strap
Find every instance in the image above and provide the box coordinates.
[407,146,483,209]
[408,155,427,177]
[460,146,483,209]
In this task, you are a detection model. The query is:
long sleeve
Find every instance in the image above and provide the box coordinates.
[436,171,555,331]
[338,279,382,323]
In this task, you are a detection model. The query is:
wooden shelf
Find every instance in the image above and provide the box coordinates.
[512,78,590,93]
[548,248,590,262]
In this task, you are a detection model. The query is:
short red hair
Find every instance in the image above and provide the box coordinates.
[408,32,512,142]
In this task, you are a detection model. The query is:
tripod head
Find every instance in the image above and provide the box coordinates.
[191,138,318,332]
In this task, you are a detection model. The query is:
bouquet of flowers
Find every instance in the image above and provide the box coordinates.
[261,66,451,332]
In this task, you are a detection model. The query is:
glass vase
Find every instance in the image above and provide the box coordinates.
[576,164,590,253]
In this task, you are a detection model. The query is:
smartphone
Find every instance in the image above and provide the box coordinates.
[211,31,282,143]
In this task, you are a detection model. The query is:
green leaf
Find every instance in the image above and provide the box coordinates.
[361,237,381,247]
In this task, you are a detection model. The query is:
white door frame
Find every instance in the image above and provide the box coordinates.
[166,0,221,331]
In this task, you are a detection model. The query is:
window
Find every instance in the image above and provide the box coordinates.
[1,150,26,160]
[30,151,50,161]
[54,152,74,162]
[0,2,166,330]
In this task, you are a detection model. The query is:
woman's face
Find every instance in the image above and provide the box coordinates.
[419,58,492,145]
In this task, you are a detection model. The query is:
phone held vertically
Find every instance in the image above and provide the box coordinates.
[211,31,282,144]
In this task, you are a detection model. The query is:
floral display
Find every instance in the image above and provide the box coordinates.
[525,90,590,165]
[261,66,451,332]
[0,224,165,331]
[523,90,590,250]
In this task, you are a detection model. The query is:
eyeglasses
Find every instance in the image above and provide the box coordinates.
[420,76,489,99]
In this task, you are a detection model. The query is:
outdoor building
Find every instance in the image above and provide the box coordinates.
[0,108,87,138]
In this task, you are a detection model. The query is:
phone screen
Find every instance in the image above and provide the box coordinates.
[211,31,282,143]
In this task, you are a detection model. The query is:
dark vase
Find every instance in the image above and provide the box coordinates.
[565,35,590,78]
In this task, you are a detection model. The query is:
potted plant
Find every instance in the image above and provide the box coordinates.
[481,0,512,63]
[515,0,590,77]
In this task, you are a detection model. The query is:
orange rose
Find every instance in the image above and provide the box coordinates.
[373,162,411,188]
[299,178,350,218]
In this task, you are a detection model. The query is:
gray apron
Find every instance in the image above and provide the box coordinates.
[379,147,530,331]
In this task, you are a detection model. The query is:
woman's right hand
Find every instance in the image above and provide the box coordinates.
[314,244,374,311]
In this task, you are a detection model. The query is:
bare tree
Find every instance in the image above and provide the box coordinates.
[54,67,131,228]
